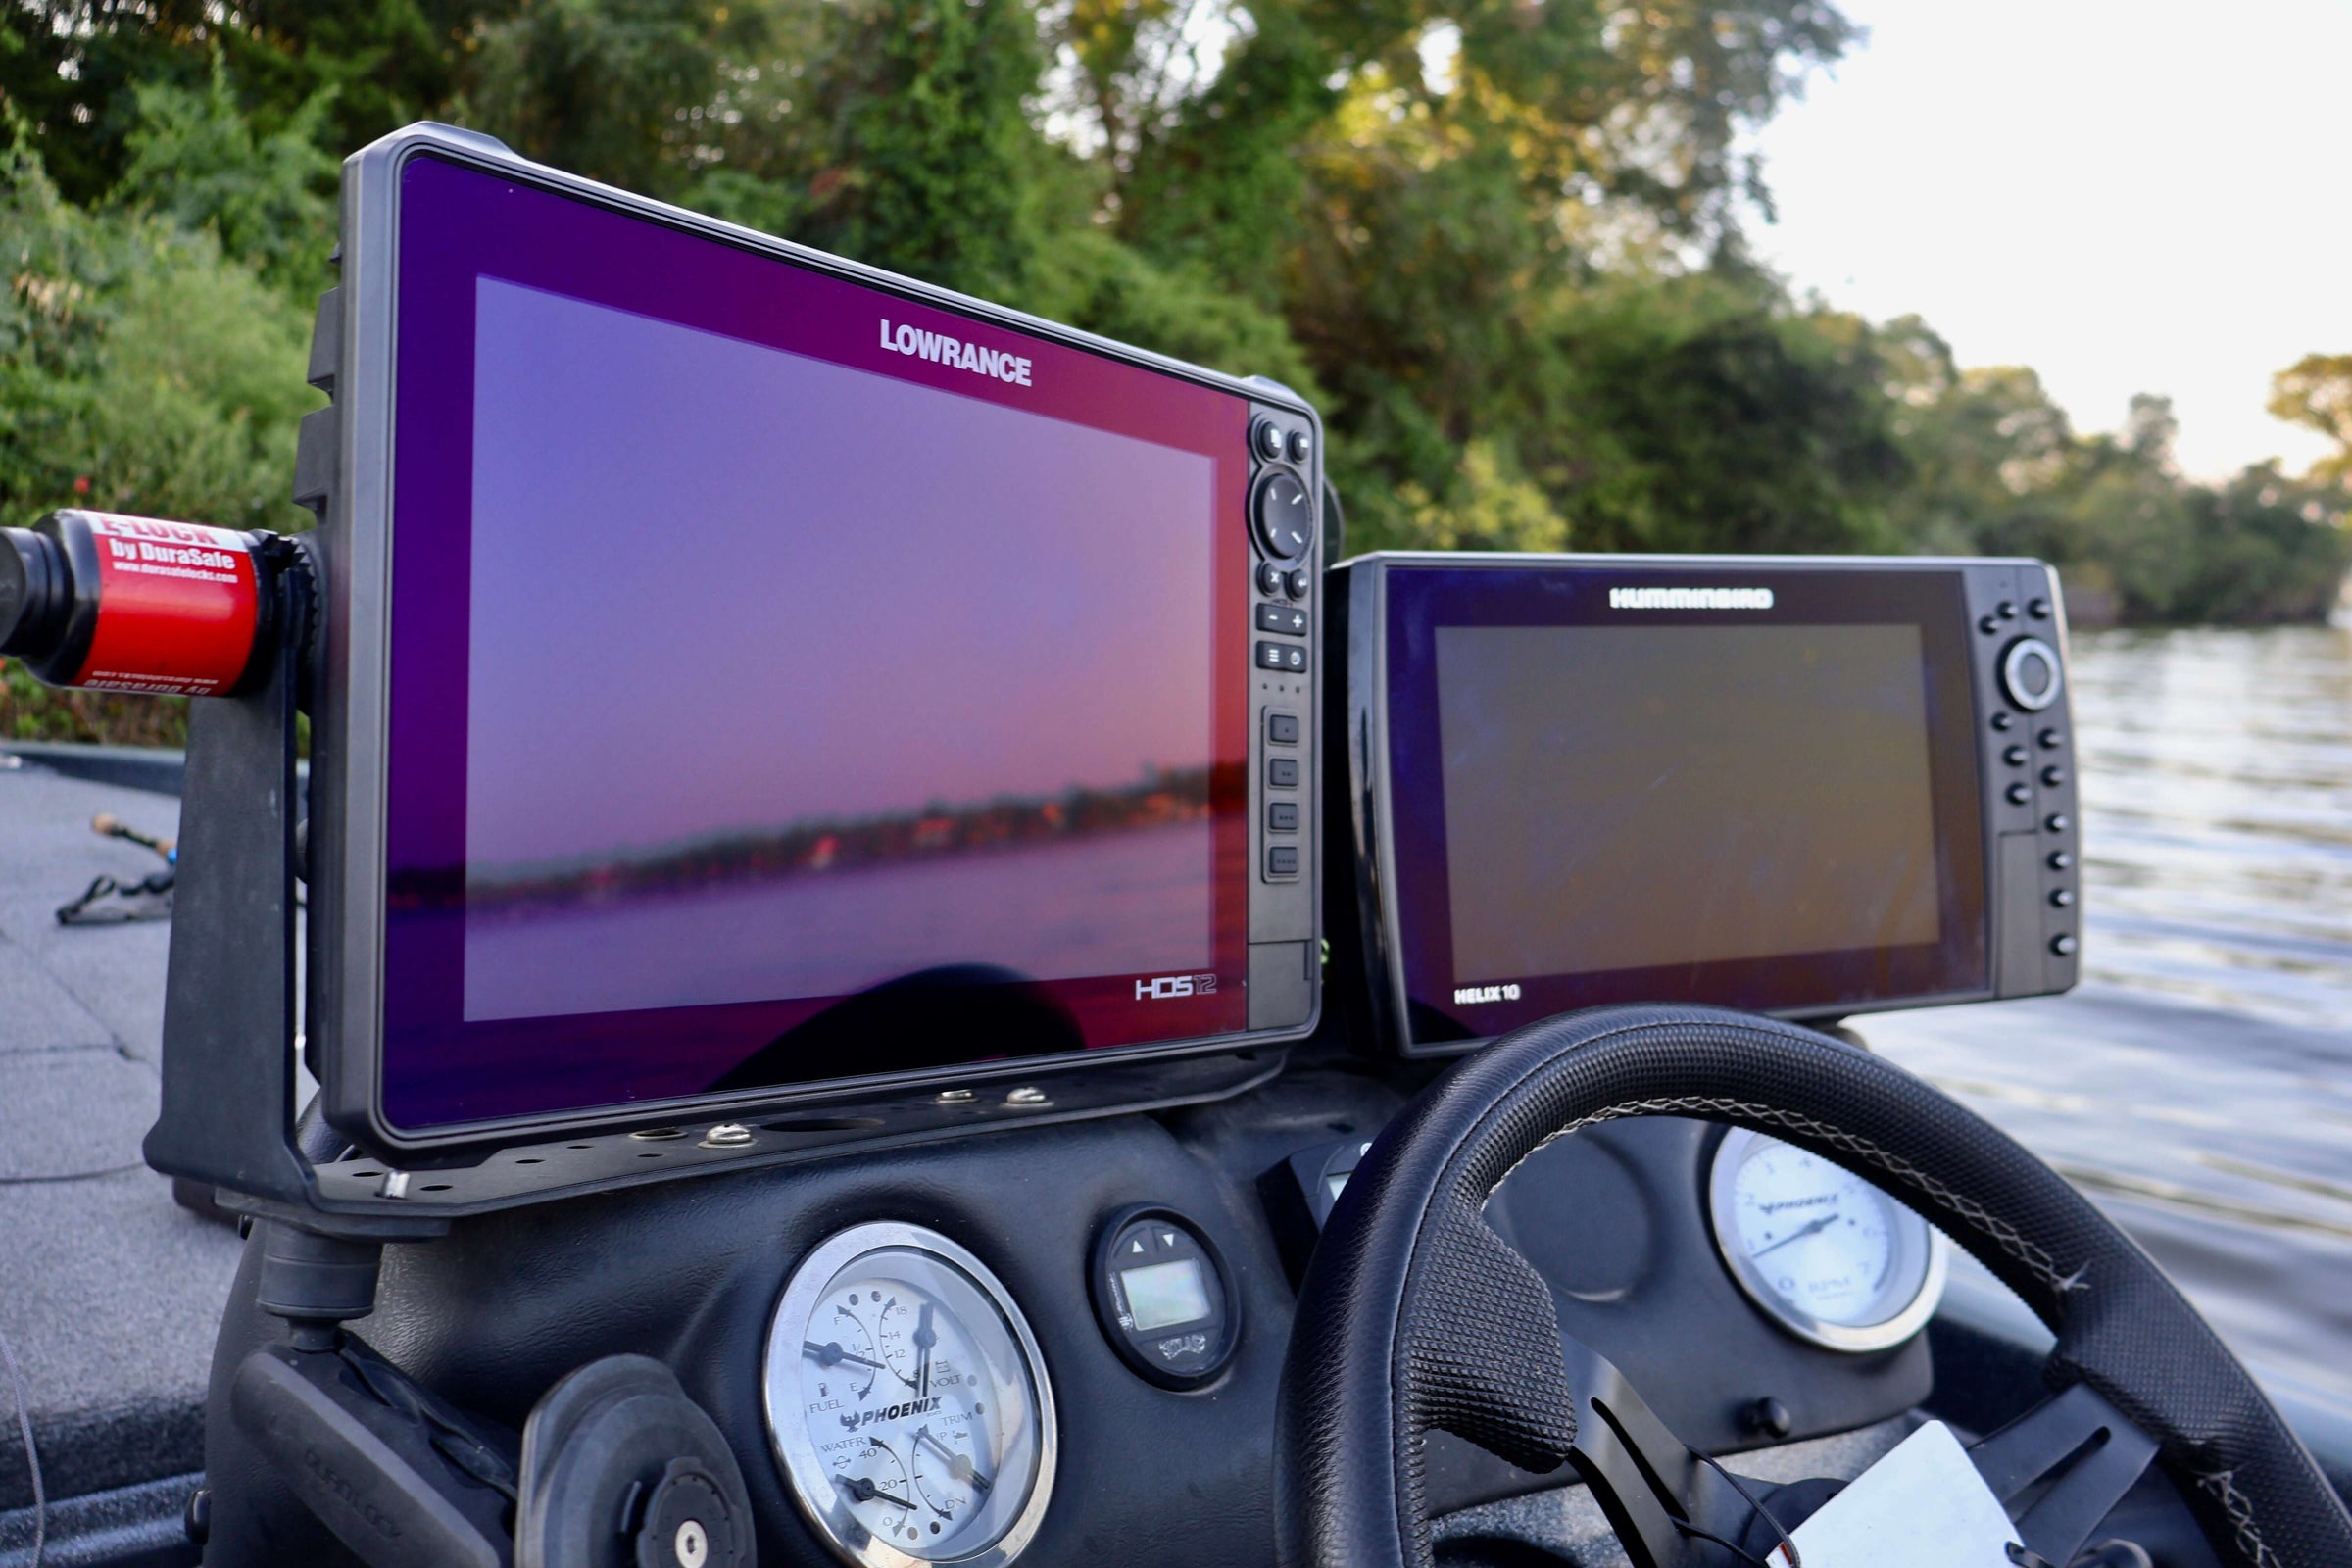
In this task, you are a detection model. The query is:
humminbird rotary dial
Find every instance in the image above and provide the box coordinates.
[1707,1129,1948,1353]
[764,1224,1055,1567]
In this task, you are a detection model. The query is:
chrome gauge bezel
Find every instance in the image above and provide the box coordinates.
[762,1222,1057,1568]
[1706,1128,1950,1353]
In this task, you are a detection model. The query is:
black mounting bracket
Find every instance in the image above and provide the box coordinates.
[139,538,445,1245]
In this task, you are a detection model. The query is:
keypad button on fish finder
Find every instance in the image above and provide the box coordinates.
[1265,711,1300,745]
[1253,419,1287,462]
[1267,802,1299,832]
[1256,640,1307,673]
[1267,758,1299,789]
[1256,562,1286,597]
[1266,846,1300,877]
[1251,470,1315,563]
[1255,603,1310,637]
[1285,429,1312,464]
[1284,569,1309,600]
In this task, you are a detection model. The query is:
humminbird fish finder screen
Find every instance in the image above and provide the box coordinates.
[1347,557,2009,1051]
[329,149,1320,1140]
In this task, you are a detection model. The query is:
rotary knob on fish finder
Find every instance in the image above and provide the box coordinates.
[2000,637,2063,711]
[0,510,274,696]
[1251,470,1315,564]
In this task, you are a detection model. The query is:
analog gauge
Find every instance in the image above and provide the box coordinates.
[1251,469,1315,563]
[1707,1129,1949,1352]
[764,1223,1055,1568]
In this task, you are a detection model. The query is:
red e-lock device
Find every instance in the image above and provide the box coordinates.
[0,510,273,697]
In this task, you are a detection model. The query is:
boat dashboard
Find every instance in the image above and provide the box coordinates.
[15,123,2342,1568]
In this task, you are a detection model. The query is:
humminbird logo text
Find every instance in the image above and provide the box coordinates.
[1138,973,1220,1000]
[1454,984,1522,1005]
[880,318,1035,386]
[1608,587,1774,611]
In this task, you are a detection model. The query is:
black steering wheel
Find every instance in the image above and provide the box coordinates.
[1276,1004,2352,1568]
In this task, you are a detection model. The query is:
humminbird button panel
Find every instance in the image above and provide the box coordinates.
[1331,553,2079,1054]
[314,126,1320,1152]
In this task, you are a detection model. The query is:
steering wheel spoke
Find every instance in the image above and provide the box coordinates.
[1557,1334,1777,1568]
[1971,1383,2161,1567]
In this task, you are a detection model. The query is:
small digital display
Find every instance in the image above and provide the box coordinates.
[376,155,1251,1131]
[1120,1258,1213,1331]
[1380,564,1986,1042]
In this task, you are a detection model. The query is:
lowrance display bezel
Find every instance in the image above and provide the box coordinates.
[313,124,1323,1154]
[1334,552,2080,1056]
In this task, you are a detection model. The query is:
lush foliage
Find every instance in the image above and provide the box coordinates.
[0,0,2344,743]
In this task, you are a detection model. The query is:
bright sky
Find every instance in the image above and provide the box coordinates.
[1744,0,2352,481]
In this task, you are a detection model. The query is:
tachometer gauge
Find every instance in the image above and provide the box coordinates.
[1707,1129,1948,1352]
[764,1223,1055,1567]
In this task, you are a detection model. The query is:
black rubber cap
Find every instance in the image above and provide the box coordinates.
[636,1461,738,1568]
[0,527,67,658]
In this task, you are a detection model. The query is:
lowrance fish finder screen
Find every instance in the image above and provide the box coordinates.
[1383,565,1985,1039]
[378,156,1250,1131]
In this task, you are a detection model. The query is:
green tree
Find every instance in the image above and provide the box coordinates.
[0,139,320,533]
[2269,353,2352,487]
[112,58,340,293]
[466,0,767,200]
[1,2,510,204]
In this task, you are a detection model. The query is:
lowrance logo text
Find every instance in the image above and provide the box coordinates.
[1608,586,1774,611]
[880,318,1034,386]
[1453,983,1522,1005]
[1137,973,1220,1001]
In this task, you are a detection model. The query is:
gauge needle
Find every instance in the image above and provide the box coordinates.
[914,1425,992,1494]
[1752,1212,1839,1258]
[805,1340,920,1391]
[914,1302,937,1399]
[803,1340,896,1375]
[834,1473,918,1512]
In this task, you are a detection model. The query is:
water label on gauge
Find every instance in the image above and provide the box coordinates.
[1768,1421,2018,1568]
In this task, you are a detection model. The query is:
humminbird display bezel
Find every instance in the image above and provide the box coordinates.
[1331,552,2080,1056]
[313,125,1322,1155]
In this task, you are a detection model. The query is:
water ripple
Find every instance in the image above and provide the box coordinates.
[1864,621,2352,1400]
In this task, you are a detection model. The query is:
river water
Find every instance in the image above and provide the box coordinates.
[1864,618,2352,1400]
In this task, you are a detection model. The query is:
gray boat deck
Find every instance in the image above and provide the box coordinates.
[0,756,238,1548]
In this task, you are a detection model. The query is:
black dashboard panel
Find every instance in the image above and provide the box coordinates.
[1490,1120,1932,1457]
[198,1069,1937,1566]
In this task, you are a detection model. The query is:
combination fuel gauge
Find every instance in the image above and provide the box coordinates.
[765,1223,1055,1568]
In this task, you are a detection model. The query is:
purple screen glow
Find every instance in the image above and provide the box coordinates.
[378,156,1251,1132]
